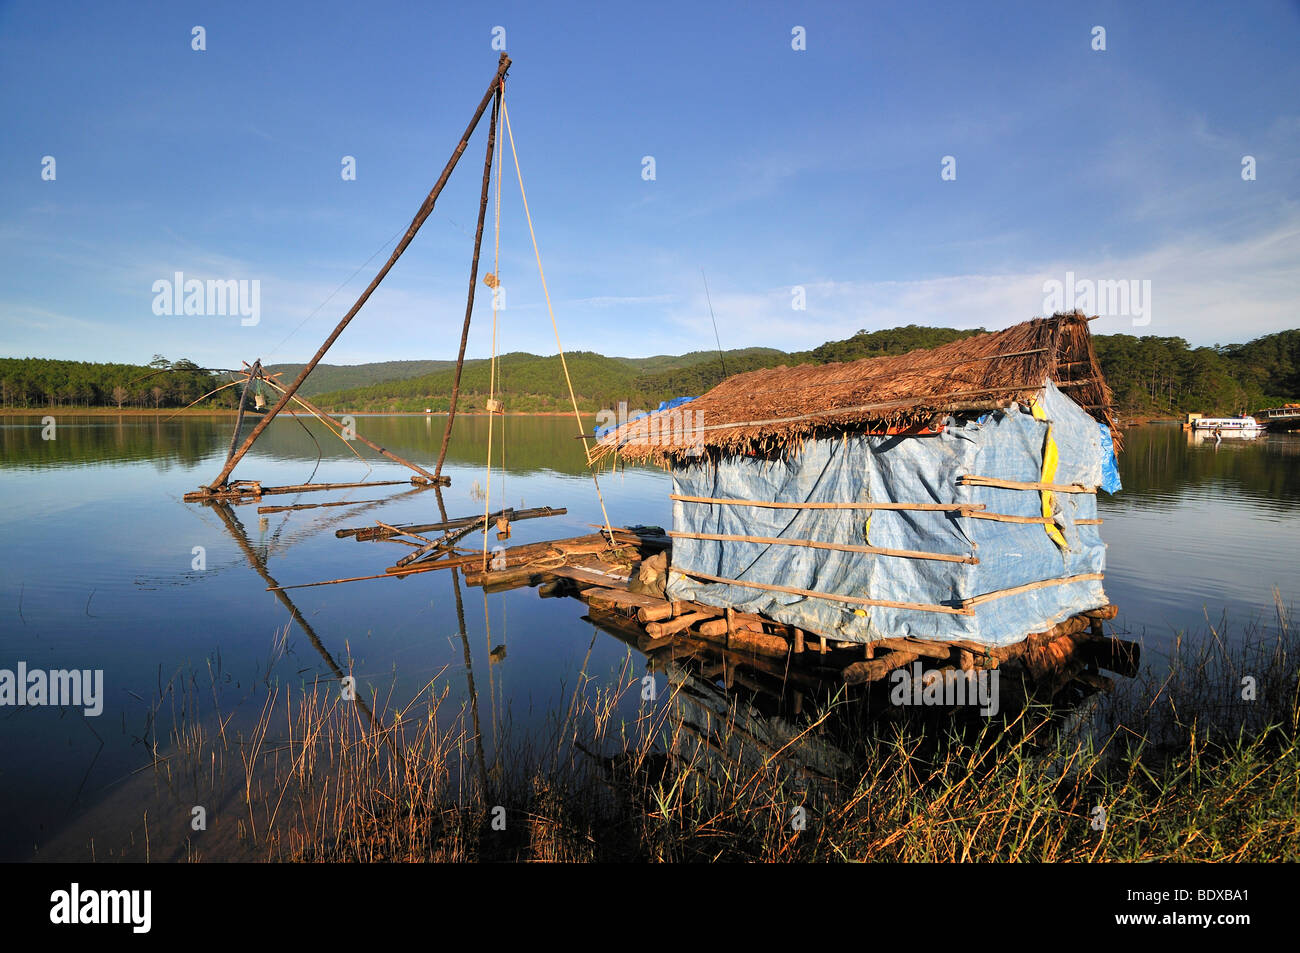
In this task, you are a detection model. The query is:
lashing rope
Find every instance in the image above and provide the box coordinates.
[482,83,506,569]
[499,96,617,544]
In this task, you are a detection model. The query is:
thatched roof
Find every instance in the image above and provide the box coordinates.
[593,312,1118,464]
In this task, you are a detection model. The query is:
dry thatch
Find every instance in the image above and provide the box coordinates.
[593,312,1118,465]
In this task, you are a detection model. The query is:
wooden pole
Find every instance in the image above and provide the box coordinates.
[961,572,1105,608]
[225,360,257,462]
[256,498,389,514]
[668,530,978,564]
[184,479,413,502]
[958,474,1097,493]
[674,567,972,615]
[670,494,983,512]
[205,53,512,492]
[336,505,564,541]
[436,84,499,480]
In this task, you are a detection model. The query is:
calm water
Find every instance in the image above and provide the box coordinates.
[0,414,1297,860]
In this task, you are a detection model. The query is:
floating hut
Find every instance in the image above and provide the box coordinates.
[590,312,1124,661]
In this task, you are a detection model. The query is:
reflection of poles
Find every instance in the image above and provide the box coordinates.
[436,487,489,793]
[483,588,499,764]
[209,502,402,764]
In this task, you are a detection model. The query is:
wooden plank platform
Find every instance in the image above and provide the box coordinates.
[455,526,1137,703]
[552,566,633,590]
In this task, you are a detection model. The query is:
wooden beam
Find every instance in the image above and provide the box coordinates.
[668,530,977,564]
[337,505,564,540]
[958,475,1097,493]
[961,573,1105,608]
[670,494,984,513]
[256,497,390,513]
[436,82,499,480]
[185,479,413,502]
[673,567,973,615]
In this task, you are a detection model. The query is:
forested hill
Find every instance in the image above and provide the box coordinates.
[2,327,1297,417]
[1092,329,1299,416]
[308,326,1300,417]
[263,360,459,396]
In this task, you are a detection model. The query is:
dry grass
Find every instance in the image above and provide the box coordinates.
[128,599,1299,863]
[594,311,1118,464]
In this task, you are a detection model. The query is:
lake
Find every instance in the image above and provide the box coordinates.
[0,413,1296,860]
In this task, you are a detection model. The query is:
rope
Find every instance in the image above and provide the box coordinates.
[482,83,506,570]
[261,376,370,471]
[262,225,405,363]
[500,97,616,543]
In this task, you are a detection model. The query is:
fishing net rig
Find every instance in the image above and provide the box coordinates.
[182,53,618,565]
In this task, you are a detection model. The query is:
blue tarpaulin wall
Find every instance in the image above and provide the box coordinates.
[665,382,1113,646]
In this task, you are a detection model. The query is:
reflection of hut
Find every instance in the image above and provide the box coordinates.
[594,312,1123,650]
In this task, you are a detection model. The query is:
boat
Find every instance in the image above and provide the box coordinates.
[1254,405,1300,431]
[1189,427,1263,444]
[1189,414,1265,434]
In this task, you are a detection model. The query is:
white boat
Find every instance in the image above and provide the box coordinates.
[1189,427,1263,444]
[1190,415,1264,433]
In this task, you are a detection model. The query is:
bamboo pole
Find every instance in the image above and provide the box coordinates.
[436,84,499,480]
[673,568,972,615]
[375,521,434,545]
[961,572,1105,608]
[257,497,389,514]
[205,53,512,492]
[338,505,565,541]
[184,479,412,502]
[668,530,978,564]
[966,512,1055,525]
[669,494,985,512]
[958,474,1097,493]
[967,512,1103,526]
[225,360,257,461]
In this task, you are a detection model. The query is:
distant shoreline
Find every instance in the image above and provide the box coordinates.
[0,406,1180,424]
[0,406,595,418]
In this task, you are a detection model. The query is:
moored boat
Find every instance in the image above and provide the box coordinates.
[1189,414,1265,433]
[1254,405,1300,431]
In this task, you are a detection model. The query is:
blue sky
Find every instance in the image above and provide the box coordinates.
[2,0,1298,369]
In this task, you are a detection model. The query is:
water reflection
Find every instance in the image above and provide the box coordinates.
[582,602,1127,789]
[1,414,1296,859]
[0,412,596,476]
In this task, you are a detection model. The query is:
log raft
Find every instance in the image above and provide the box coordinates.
[457,528,1137,700]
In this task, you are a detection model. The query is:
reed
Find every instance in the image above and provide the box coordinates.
[128,605,1297,863]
